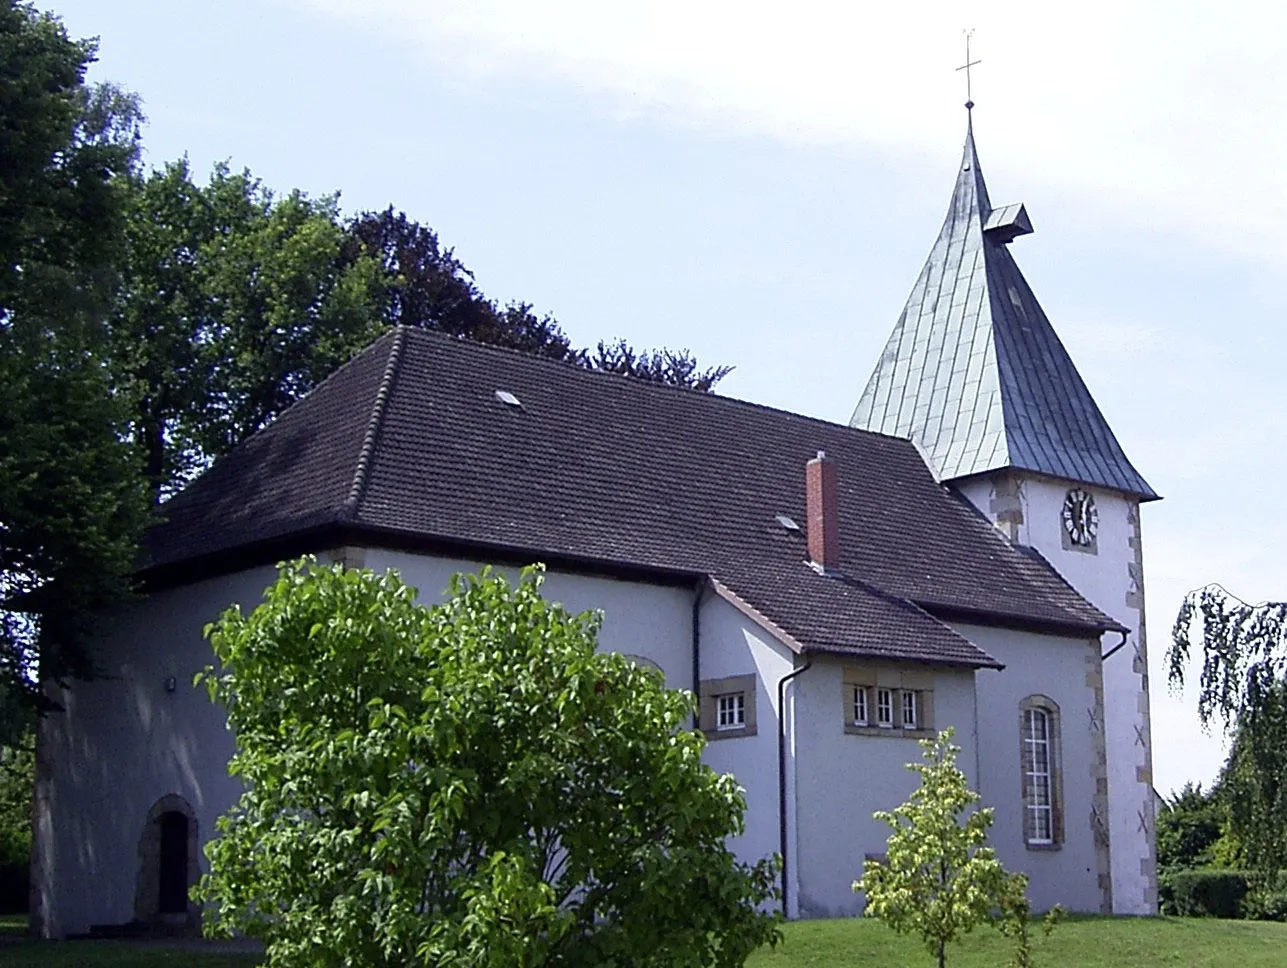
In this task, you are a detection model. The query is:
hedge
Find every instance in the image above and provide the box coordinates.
[1159,869,1249,919]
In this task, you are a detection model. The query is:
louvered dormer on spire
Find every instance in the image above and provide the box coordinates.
[850,117,1156,500]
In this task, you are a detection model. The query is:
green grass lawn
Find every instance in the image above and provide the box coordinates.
[751,915,1287,967]
[1,916,1286,966]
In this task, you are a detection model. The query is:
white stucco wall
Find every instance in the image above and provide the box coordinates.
[955,622,1106,914]
[362,550,697,694]
[39,550,801,936]
[35,565,279,938]
[792,657,978,920]
[694,595,796,901]
[956,474,1154,915]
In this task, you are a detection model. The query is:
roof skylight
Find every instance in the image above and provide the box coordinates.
[775,514,801,532]
[495,389,522,408]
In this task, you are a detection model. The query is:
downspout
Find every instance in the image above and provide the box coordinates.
[692,577,709,730]
[1101,629,1130,662]
[777,655,813,919]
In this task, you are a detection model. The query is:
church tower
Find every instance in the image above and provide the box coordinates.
[851,114,1160,915]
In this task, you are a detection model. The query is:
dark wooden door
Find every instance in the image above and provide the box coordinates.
[157,812,189,915]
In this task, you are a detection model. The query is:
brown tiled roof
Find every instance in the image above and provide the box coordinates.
[146,328,1124,667]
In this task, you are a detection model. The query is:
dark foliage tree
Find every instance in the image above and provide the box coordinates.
[0,2,150,704]
[346,208,579,361]
[589,337,733,392]
[1170,585,1287,880]
[348,207,733,391]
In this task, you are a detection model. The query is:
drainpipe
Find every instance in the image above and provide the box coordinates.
[1101,629,1130,662]
[691,578,709,730]
[777,656,812,919]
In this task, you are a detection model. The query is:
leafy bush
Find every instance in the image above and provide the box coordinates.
[196,559,780,967]
[1158,869,1249,918]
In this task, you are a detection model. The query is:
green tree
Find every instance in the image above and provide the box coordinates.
[854,729,1026,968]
[1156,782,1226,871]
[112,161,385,499]
[196,560,780,967]
[1170,585,1287,882]
[0,1,149,704]
[0,731,33,913]
[117,187,732,501]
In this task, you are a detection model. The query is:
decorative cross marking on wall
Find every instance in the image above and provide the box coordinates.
[1088,706,1102,733]
[1132,643,1146,674]
[955,29,981,109]
[1138,807,1153,836]
[1134,723,1148,748]
[1090,804,1110,846]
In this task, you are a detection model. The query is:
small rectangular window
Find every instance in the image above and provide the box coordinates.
[876,688,893,727]
[852,686,868,726]
[902,690,918,729]
[717,692,746,730]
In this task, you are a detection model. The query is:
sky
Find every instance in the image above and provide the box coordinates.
[53,0,1287,795]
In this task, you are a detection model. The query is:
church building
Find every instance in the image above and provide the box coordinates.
[30,115,1158,936]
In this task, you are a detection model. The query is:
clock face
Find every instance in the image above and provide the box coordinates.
[1062,488,1098,546]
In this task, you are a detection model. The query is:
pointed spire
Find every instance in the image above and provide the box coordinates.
[850,122,1156,500]
[958,112,991,223]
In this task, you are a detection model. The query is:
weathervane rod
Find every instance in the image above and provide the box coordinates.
[956,29,981,110]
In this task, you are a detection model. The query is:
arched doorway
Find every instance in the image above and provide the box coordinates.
[134,795,199,931]
[157,812,189,915]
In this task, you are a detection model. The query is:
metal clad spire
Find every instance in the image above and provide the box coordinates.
[850,117,1157,500]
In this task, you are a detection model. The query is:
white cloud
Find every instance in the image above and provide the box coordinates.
[296,0,1287,263]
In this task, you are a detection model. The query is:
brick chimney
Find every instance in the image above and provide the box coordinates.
[806,450,839,570]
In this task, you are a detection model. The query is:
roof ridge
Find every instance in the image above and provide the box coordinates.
[342,326,408,520]
[398,327,914,446]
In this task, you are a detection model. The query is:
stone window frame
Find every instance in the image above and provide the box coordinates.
[699,674,757,740]
[1019,695,1064,850]
[843,665,935,739]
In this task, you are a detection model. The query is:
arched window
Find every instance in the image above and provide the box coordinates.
[1019,696,1063,848]
[620,654,663,675]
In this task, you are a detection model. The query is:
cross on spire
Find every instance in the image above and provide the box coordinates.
[956,29,981,111]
